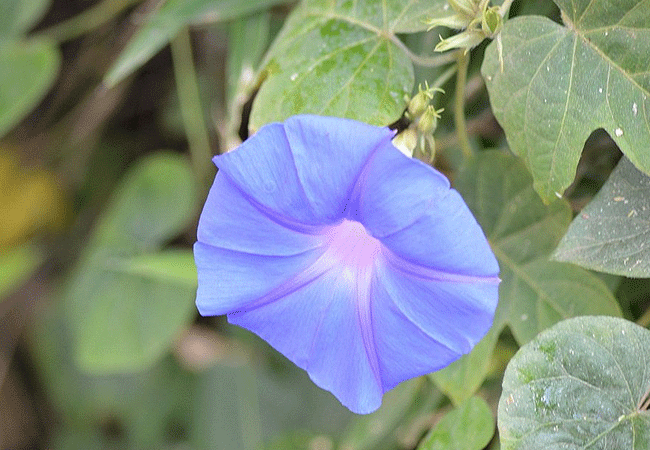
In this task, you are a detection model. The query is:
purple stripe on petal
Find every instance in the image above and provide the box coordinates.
[358,144,499,277]
[371,276,462,389]
[357,142,451,237]
[230,263,383,414]
[284,115,394,222]
[198,173,328,255]
[214,123,319,225]
[233,219,382,315]
[194,241,324,316]
[377,262,498,356]
[383,247,500,285]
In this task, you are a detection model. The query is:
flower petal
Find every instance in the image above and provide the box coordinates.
[214,122,318,226]
[216,116,394,226]
[194,115,501,415]
[197,173,326,256]
[229,263,383,414]
[359,145,499,277]
[283,115,395,222]
[372,260,499,389]
[194,241,323,316]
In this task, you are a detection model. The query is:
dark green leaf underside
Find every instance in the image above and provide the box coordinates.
[554,157,650,277]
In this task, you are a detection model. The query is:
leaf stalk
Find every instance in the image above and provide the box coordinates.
[453,51,473,162]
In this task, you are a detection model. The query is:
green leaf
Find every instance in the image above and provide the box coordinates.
[0,0,51,37]
[482,2,650,202]
[455,151,621,345]
[226,11,270,109]
[105,0,287,86]
[264,432,331,450]
[418,397,494,450]
[499,316,650,450]
[191,334,354,449]
[29,301,195,448]
[64,152,198,374]
[191,359,263,450]
[249,0,449,130]
[553,157,650,277]
[0,244,43,301]
[0,39,60,138]
[338,378,427,450]
[110,249,197,288]
[430,326,499,406]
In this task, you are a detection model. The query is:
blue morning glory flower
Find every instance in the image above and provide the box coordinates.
[194,115,499,414]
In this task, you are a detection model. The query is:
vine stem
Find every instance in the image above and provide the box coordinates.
[389,35,457,68]
[37,0,145,42]
[170,27,214,191]
[453,51,473,162]
[637,383,650,411]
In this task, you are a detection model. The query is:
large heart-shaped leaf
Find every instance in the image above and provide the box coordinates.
[64,153,198,373]
[249,0,448,131]
[455,151,621,345]
[553,157,650,277]
[482,0,650,202]
[499,316,650,450]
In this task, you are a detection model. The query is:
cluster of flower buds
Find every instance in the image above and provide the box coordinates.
[393,82,444,161]
[426,0,504,56]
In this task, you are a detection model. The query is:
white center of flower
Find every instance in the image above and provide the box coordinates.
[324,219,382,271]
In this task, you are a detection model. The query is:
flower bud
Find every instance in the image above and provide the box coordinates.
[482,6,502,36]
[392,128,418,157]
[407,85,433,118]
[448,0,479,18]
[417,106,443,135]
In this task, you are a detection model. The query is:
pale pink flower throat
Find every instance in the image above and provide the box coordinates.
[324,219,382,270]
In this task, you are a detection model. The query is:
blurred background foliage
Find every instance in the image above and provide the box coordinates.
[0,0,639,449]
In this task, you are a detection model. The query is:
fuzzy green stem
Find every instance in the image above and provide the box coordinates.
[390,35,458,68]
[37,0,143,42]
[170,27,214,190]
[499,0,515,17]
[454,51,473,161]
